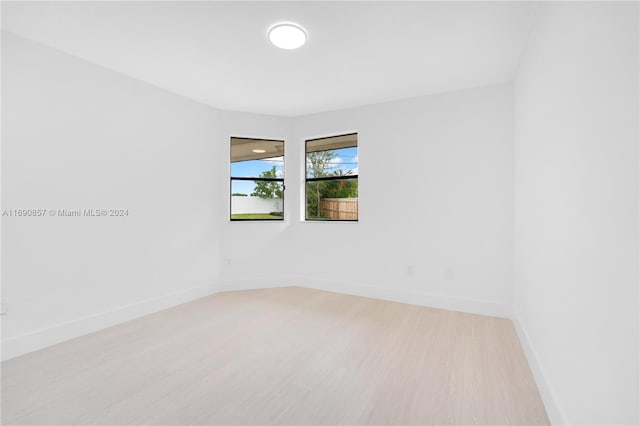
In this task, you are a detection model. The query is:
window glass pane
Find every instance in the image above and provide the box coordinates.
[231,180,283,220]
[231,138,284,178]
[305,134,357,179]
[306,178,358,220]
[306,147,358,179]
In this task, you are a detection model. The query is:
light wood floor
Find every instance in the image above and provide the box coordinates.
[2,287,549,425]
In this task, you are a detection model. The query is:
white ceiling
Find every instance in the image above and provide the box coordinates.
[1,1,537,116]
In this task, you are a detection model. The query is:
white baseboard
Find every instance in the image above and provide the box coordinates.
[512,316,567,425]
[290,275,512,319]
[220,274,511,318]
[217,276,294,292]
[1,283,218,361]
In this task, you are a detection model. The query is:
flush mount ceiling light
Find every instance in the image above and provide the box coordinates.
[252,149,267,153]
[268,23,307,50]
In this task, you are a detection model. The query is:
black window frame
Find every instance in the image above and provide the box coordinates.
[305,133,358,222]
[230,137,285,222]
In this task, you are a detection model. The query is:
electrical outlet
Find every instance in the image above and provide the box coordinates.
[444,268,454,281]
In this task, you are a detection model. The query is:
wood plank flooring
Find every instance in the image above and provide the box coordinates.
[2,287,549,425]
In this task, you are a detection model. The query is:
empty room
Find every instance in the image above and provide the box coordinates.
[1,1,638,425]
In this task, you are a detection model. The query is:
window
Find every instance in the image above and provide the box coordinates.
[305,133,358,221]
[230,137,284,220]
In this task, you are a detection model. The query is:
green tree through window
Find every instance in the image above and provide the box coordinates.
[252,166,283,199]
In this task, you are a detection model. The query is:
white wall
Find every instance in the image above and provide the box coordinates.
[221,83,515,317]
[1,33,221,359]
[513,3,639,425]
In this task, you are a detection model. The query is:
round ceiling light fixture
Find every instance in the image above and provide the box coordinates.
[252,149,266,153]
[268,23,307,50]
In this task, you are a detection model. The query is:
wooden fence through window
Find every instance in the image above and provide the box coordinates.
[320,198,358,220]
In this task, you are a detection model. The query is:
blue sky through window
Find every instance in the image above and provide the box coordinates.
[306,147,358,178]
[230,155,284,196]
